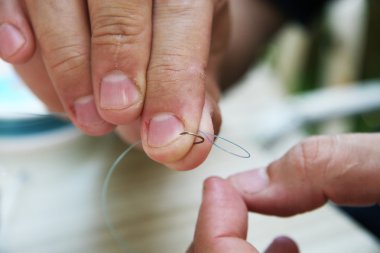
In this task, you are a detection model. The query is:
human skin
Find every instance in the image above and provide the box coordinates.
[2,1,379,251]
[188,177,299,253]
[0,0,283,170]
[190,134,380,252]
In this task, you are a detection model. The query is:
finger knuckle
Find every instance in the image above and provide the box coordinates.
[148,61,206,99]
[46,44,88,76]
[290,135,339,182]
[92,7,147,46]
[149,55,206,91]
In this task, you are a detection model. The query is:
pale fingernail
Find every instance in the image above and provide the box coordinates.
[148,113,184,148]
[0,23,26,58]
[75,95,107,127]
[100,70,139,110]
[229,168,269,194]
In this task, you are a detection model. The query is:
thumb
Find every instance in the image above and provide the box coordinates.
[229,134,380,216]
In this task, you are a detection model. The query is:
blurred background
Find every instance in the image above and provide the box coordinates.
[0,0,379,252]
[270,0,380,135]
[252,0,380,239]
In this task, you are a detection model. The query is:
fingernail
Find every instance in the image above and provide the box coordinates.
[0,23,26,58]
[100,70,139,110]
[148,113,184,148]
[229,168,269,194]
[75,95,107,126]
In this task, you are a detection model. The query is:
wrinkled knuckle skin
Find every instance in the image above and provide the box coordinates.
[150,51,206,77]
[290,136,339,182]
[149,58,206,94]
[46,44,88,77]
[91,8,147,46]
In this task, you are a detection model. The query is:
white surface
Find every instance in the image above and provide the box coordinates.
[0,60,47,117]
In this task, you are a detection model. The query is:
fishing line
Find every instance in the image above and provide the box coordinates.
[101,131,251,252]
[101,141,141,252]
[198,130,251,158]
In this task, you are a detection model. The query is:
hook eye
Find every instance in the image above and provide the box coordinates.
[180,131,205,145]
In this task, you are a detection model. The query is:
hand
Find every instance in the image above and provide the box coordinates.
[0,0,284,170]
[188,177,299,253]
[228,133,380,216]
[0,0,229,170]
[190,133,380,252]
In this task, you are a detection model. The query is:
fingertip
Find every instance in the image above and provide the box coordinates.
[201,176,240,202]
[0,21,35,64]
[97,70,144,125]
[74,95,115,136]
[203,176,225,193]
[78,123,114,137]
[228,162,327,216]
[146,113,185,149]
[198,176,229,223]
[76,120,114,136]
[164,131,213,171]
[141,113,195,167]
[265,236,299,253]
[227,168,298,216]
[194,177,251,252]
[198,176,246,229]
[228,168,269,195]
[0,0,35,64]
[154,101,215,171]
[201,177,225,204]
